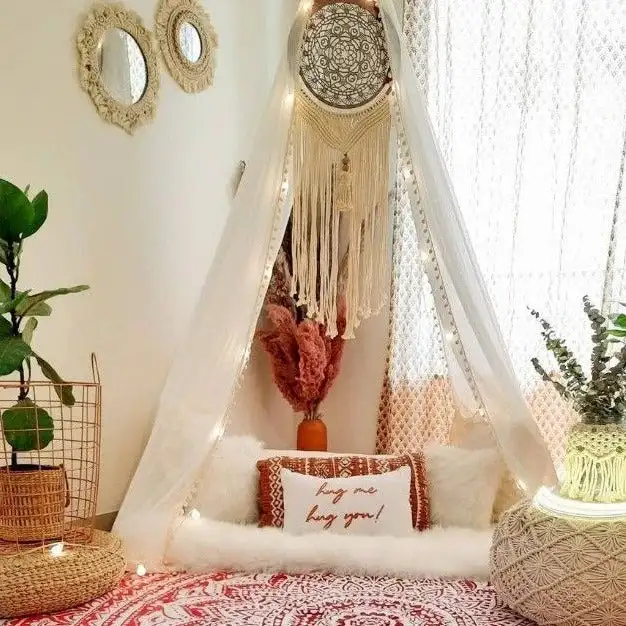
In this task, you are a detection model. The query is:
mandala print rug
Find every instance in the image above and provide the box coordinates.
[5,572,536,625]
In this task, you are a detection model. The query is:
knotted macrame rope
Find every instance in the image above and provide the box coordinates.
[561,423,626,502]
[291,91,391,339]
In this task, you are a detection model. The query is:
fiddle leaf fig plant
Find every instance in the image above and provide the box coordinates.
[0,179,89,468]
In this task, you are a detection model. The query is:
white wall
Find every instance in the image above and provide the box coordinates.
[0,0,291,513]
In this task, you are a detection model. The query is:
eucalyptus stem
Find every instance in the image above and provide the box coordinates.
[532,298,626,425]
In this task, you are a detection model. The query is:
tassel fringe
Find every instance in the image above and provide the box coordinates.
[335,154,354,213]
[560,423,626,503]
[291,91,391,339]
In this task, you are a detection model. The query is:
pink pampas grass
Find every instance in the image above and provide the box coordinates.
[257,303,346,417]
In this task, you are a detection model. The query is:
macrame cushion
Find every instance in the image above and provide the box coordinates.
[491,500,626,626]
[257,453,430,530]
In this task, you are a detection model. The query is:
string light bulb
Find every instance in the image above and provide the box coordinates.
[136,563,147,576]
[420,250,429,262]
[445,331,455,343]
[189,508,201,521]
[284,91,295,107]
[402,167,412,180]
[281,181,289,194]
[49,542,64,557]
[300,0,313,12]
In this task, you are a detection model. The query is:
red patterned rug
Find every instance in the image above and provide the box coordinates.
[6,572,535,625]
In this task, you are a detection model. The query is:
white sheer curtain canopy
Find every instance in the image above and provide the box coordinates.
[114,0,557,570]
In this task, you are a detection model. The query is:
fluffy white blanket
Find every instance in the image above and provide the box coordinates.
[169,518,493,580]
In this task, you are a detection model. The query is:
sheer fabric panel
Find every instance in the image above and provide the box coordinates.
[380,0,556,493]
[113,5,308,570]
[376,171,455,454]
[382,0,626,470]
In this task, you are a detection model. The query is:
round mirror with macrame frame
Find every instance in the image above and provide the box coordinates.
[76,3,160,135]
[155,0,218,94]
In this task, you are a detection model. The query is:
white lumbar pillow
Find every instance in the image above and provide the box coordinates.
[193,435,265,524]
[281,466,413,537]
[424,443,503,530]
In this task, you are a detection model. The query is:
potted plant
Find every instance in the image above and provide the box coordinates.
[0,178,88,542]
[256,245,346,451]
[531,296,626,503]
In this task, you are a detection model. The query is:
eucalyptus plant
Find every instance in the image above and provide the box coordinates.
[0,179,89,468]
[531,297,626,426]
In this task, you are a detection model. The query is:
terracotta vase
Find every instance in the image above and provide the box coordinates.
[297,413,327,452]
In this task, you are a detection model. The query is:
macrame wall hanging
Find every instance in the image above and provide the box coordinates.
[291,1,392,339]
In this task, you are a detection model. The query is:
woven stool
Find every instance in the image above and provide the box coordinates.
[0,530,126,618]
[491,499,626,626]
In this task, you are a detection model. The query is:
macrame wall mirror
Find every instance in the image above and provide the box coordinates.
[292,0,392,339]
[76,3,160,135]
[155,0,218,93]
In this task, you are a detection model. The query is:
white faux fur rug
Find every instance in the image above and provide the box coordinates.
[169,518,493,580]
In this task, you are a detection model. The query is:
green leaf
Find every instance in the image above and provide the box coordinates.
[16,297,51,317]
[0,291,30,316]
[0,279,10,302]
[0,316,13,339]
[0,179,33,242]
[18,285,89,316]
[0,284,50,316]
[0,337,31,375]
[21,317,37,345]
[608,329,626,338]
[23,190,48,238]
[33,354,75,406]
[2,399,53,452]
[614,314,626,328]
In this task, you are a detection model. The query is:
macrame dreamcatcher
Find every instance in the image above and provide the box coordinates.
[291,1,392,339]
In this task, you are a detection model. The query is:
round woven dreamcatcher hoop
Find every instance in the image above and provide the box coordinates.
[299,2,390,112]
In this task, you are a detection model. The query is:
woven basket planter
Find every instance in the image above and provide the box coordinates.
[0,366,101,552]
[491,500,626,626]
[0,465,68,542]
[561,423,626,503]
[0,529,126,618]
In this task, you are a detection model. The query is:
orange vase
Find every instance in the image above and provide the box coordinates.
[297,414,328,452]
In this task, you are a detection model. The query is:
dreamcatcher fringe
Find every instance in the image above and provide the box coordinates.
[291,92,391,339]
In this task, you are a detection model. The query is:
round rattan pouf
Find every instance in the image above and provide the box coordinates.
[491,500,626,626]
[0,530,126,618]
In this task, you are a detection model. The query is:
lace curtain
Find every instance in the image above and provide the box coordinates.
[378,0,626,469]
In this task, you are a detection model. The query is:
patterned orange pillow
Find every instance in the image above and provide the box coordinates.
[257,454,430,530]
